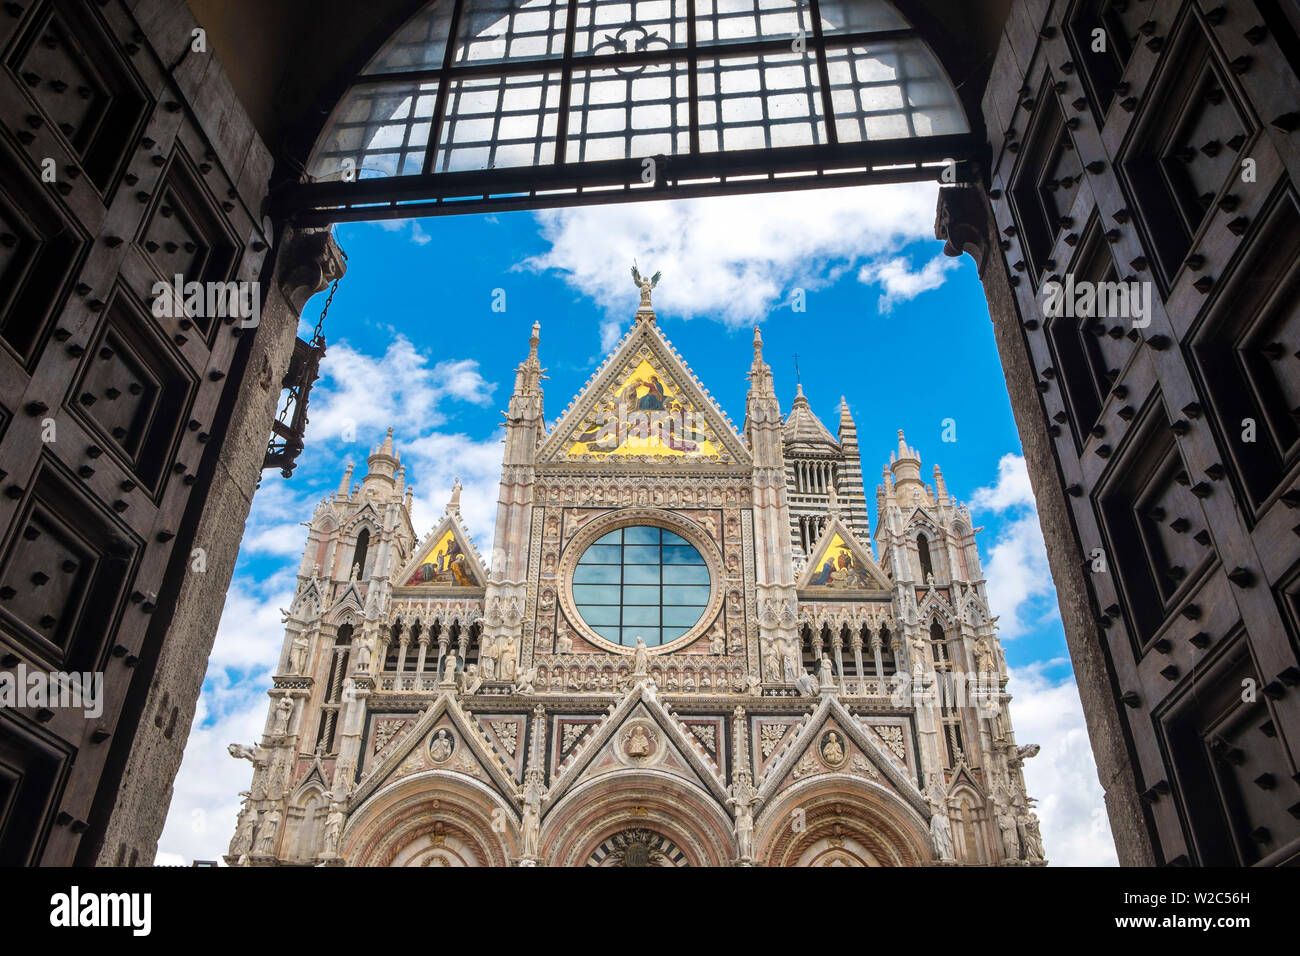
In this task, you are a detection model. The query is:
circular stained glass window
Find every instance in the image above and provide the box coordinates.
[571,525,711,647]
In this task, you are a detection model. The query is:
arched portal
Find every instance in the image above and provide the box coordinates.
[340,771,519,866]
[541,770,736,866]
[755,775,932,866]
[286,0,977,222]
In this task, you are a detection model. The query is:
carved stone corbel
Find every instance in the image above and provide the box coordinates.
[934,185,991,277]
[279,229,346,315]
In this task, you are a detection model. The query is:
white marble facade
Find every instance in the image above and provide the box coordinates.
[228,288,1044,867]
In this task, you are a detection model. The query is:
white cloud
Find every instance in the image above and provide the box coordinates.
[305,335,496,443]
[402,429,505,548]
[1007,662,1118,866]
[156,640,271,864]
[371,218,432,245]
[520,182,950,325]
[971,452,1037,511]
[857,254,959,313]
[970,453,1057,641]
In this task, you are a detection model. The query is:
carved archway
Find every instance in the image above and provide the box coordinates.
[341,771,518,866]
[541,770,734,867]
[755,776,932,867]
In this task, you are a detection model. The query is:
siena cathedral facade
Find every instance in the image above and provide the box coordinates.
[227,286,1044,867]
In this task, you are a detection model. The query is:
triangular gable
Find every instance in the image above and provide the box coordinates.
[905,505,942,536]
[946,761,986,801]
[331,583,365,618]
[289,579,323,619]
[755,696,928,817]
[796,516,891,590]
[545,680,728,808]
[917,587,957,626]
[291,757,330,798]
[536,319,750,465]
[343,500,382,531]
[393,512,487,590]
[348,693,519,812]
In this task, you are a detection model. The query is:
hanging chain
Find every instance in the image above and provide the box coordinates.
[309,275,339,347]
[275,274,340,426]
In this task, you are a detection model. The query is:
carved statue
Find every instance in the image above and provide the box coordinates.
[499,638,517,682]
[794,669,818,697]
[323,797,344,857]
[726,777,759,862]
[782,648,798,683]
[228,743,260,763]
[630,261,661,308]
[631,636,649,676]
[819,653,836,690]
[910,634,926,684]
[430,729,454,763]
[480,637,497,679]
[929,805,956,861]
[556,633,573,654]
[441,649,458,683]
[997,804,1020,860]
[520,779,543,860]
[288,633,309,674]
[354,636,372,672]
[764,642,781,681]
[271,694,294,736]
[625,725,652,758]
[350,562,360,581]
[231,802,258,855]
[974,637,996,674]
[1020,810,1044,862]
[513,666,538,695]
[460,664,483,695]
[256,808,281,856]
[447,477,462,515]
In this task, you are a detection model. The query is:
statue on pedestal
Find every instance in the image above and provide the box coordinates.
[928,794,955,862]
[271,694,294,736]
[727,776,759,863]
[631,636,649,676]
[323,796,344,857]
[256,808,281,856]
[288,634,309,674]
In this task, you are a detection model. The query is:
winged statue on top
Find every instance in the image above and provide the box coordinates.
[631,261,662,310]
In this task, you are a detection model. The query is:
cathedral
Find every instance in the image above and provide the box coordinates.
[226,282,1043,867]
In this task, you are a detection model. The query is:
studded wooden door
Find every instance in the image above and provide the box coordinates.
[981,0,1300,865]
[0,0,271,864]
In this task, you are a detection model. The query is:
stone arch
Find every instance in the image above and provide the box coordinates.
[541,770,734,867]
[341,770,518,867]
[916,530,935,581]
[284,781,330,862]
[947,781,990,864]
[755,776,932,867]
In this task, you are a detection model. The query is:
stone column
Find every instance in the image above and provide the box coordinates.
[396,627,410,679]
[333,681,369,795]
[850,632,865,695]
[415,632,430,676]
[746,329,799,666]
[436,633,451,683]
[871,630,885,683]
[831,631,846,694]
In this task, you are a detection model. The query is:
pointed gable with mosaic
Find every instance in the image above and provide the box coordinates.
[538,316,750,466]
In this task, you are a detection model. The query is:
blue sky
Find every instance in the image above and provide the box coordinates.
[157,181,1117,866]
